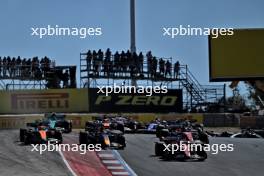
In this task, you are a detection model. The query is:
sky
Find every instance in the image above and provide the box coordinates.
[0,0,264,95]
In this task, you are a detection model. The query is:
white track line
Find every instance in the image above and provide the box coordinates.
[107,166,125,170]
[112,171,130,175]
[102,160,120,164]
[98,153,115,158]
[58,151,77,176]
[113,150,137,176]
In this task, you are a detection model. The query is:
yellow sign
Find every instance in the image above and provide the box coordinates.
[209,29,264,81]
[0,89,88,114]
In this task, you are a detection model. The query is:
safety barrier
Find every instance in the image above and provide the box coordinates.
[239,116,264,129]
[0,115,43,129]
[203,114,239,127]
[0,113,263,129]
[0,89,88,114]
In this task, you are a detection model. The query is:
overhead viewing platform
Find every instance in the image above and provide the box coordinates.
[80,49,225,112]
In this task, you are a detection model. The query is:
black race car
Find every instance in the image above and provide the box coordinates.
[80,119,126,149]
[20,124,63,145]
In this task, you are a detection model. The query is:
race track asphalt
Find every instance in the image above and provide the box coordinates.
[0,130,72,176]
[1,130,264,176]
[118,134,264,176]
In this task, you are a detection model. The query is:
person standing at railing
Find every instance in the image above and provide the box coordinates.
[105,48,111,61]
[6,56,11,77]
[152,56,157,78]
[146,51,152,78]
[86,50,92,71]
[97,49,104,75]
[16,56,22,77]
[2,57,7,77]
[159,58,165,76]
[165,60,172,78]
[174,61,180,79]
[114,51,120,74]
[120,51,126,76]
[0,57,2,77]
[138,52,144,73]
[92,50,97,74]
[10,57,16,78]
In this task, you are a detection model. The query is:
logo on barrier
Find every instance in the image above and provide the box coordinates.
[11,93,69,110]
[89,88,183,113]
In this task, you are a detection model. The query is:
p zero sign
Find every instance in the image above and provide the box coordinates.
[89,88,183,113]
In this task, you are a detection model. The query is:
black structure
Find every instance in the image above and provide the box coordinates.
[80,49,225,112]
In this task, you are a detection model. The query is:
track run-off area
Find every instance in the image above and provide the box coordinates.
[0,130,264,176]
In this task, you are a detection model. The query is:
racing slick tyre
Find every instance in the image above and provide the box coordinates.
[155,142,164,156]
[20,129,27,142]
[64,121,72,133]
[117,135,126,149]
[156,125,165,138]
[197,150,207,161]
[56,131,63,143]
[23,134,31,145]
[117,123,125,133]
[79,131,89,145]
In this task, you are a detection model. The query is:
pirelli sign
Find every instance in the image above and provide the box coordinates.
[89,88,183,113]
[0,89,88,114]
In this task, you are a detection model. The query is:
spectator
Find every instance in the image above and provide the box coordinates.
[165,60,172,77]
[120,51,126,75]
[151,57,157,78]
[92,50,97,73]
[114,51,120,72]
[159,58,165,76]
[62,70,69,88]
[98,49,104,75]
[86,50,92,70]
[146,51,153,78]
[174,61,180,79]
[10,57,16,77]
[16,56,22,77]
[0,57,2,77]
[105,48,111,61]
[7,56,11,76]
[138,52,144,73]
[2,57,7,77]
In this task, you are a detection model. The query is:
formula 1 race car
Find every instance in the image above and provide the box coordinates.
[20,125,63,145]
[206,128,264,138]
[90,115,142,133]
[155,119,204,139]
[44,113,72,133]
[155,127,208,161]
[231,128,263,138]
[80,119,126,149]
